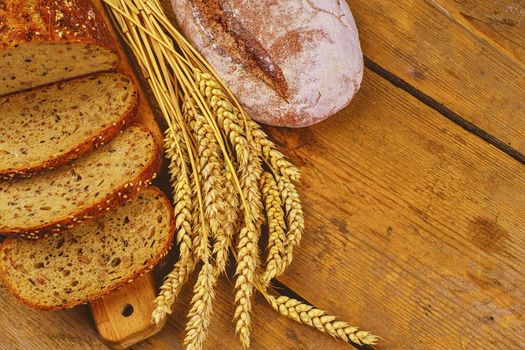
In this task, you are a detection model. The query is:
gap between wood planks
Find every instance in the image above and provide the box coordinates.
[269,279,373,350]
[268,56,525,349]
[104,4,368,348]
[112,2,522,347]
[363,56,525,166]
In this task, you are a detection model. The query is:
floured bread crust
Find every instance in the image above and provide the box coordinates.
[173,0,363,127]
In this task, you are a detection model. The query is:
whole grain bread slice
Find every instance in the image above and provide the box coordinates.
[0,124,161,238]
[0,187,174,310]
[0,0,118,96]
[0,72,138,179]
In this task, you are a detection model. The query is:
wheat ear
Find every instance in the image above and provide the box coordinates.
[233,222,259,349]
[241,144,264,228]
[152,128,195,324]
[196,72,249,165]
[182,188,215,350]
[260,172,287,284]
[215,167,239,272]
[264,293,378,346]
[197,73,264,224]
[185,98,230,267]
[277,176,304,266]
[247,119,300,182]
[184,261,218,350]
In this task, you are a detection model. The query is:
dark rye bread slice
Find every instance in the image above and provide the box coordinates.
[0,72,138,179]
[0,187,174,310]
[0,125,161,238]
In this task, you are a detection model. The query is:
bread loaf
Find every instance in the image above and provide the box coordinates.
[0,187,174,310]
[172,0,363,127]
[0,125,161,238]
[0,72,137,179]
[0,0,118,96]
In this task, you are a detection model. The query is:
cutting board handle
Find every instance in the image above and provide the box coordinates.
[90,273,166,349]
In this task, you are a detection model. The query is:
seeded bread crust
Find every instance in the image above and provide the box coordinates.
[0,0,119,95]
[0,187,175,311]
[0,0,115,49]
[1,124,162,239]
[0,72,139,179]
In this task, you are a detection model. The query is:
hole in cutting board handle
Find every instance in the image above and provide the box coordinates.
[121,303,134,317]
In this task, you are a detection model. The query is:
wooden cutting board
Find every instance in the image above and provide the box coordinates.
[88,2,167,349]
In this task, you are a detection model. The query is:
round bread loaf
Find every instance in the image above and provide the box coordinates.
[172,0,363,127]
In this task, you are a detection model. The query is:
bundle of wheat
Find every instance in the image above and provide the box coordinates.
[103,1,378,349]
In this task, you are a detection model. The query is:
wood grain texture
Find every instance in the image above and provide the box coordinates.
[350,0,525,154]
[0,268,354,350]
[134,270,354,350]
[428,0,525,67]
[269,69,525,349]
[86,2,166,348]
[3,1,525,349]
[0,280,106,350]
[91,274,166,349]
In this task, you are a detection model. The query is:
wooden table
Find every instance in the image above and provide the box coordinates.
[2,1,524,349]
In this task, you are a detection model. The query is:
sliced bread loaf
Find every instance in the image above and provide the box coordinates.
[0,187,174,310]
[0,0,118,96]
[0,125,161,238]
[0,72,138,179]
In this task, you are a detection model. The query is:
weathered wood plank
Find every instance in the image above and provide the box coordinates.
[0,281,106,350]
[428,0,525,67]
[0,272,353,350]
[5,1,525,349]
[350,0,525,154]
[135,272,353,350]
[267,69,525,349]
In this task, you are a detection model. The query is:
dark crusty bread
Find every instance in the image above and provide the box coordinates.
[0,125,161,238]
[172,0,363,127]
[0,72,138,179]
[0,0,118,96]
[0,187,174,310]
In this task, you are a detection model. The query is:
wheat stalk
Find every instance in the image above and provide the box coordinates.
[277,176,304,266]
[103,1,377,349]
[233,222,259,348]
[214,167,239,272]
[184,262,218,350]
[263,293,378,346]
[152,129,195,323]
[260,172,287,284]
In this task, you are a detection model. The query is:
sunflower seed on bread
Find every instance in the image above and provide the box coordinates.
[0,72,137,179]
[0,187,174,310]
[0,124,161,238]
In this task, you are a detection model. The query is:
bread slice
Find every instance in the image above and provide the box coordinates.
[0,187,174,310]
[0,0,118,96]
[0,125,161,238]
[0,72,138,179]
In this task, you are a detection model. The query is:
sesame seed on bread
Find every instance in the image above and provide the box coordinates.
[0,124,161,238]
[0,72,138,179]
[0,187,174,310]
[0,0,118,96]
